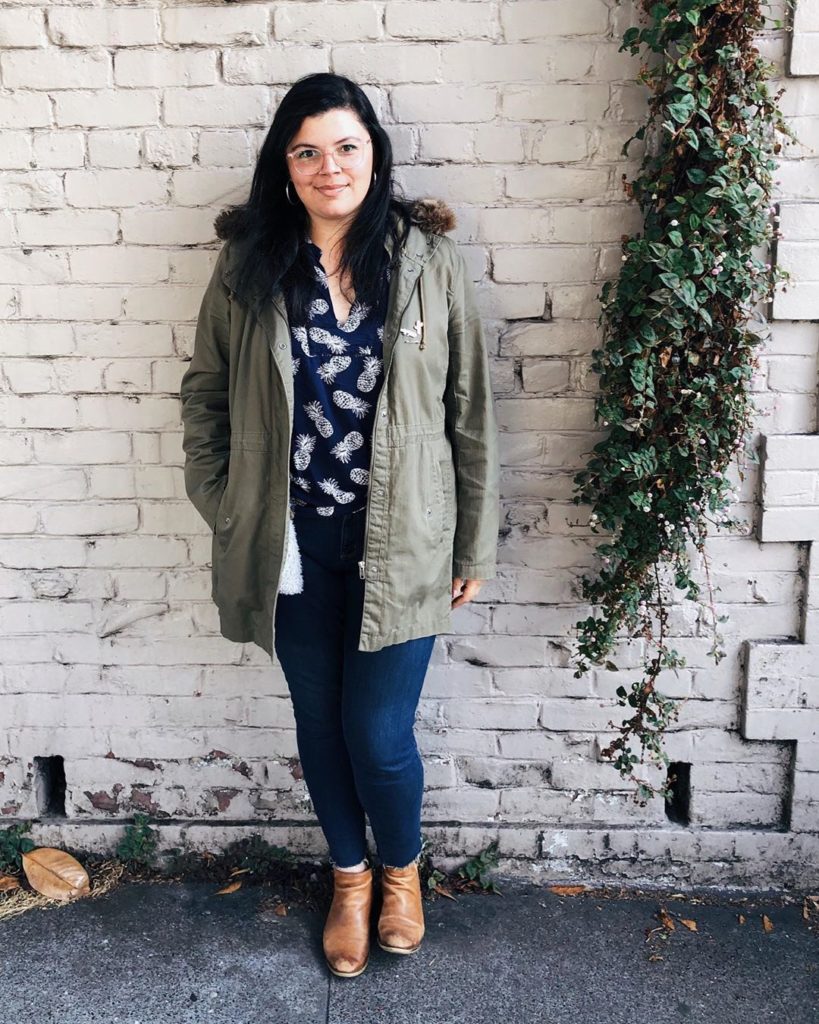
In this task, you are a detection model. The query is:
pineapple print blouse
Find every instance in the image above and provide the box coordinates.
[287,239,391,518]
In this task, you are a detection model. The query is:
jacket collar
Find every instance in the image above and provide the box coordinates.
[217,197,456,319]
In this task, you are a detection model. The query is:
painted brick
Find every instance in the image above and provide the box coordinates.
[49,8,160,48]
[386,2,496,40]
[0,9,45,48]
[501,0,609,39]
[392,84,497,123]
[162,7,268,46]
[114,49,217,88]
[272,4,379,43]
[164,86,269,128]
[54,90,159,128]
[222,46,328,85]
[333,43,440,84]
[792,0,819,75]
[1,49,110,90]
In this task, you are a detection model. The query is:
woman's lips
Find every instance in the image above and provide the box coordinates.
[317,184,347,195]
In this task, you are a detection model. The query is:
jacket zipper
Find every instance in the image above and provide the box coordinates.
[358,398,379,580]
[270,303,294,629]
[358,258,427,583]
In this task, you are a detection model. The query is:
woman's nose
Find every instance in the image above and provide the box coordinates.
[319,150,342,173]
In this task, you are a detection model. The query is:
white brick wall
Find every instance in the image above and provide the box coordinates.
[1,0,818,887]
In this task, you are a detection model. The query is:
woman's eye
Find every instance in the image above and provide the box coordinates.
[295,150,316,160]
[340,143,357,153]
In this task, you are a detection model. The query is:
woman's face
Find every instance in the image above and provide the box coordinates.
[285,108,374,235]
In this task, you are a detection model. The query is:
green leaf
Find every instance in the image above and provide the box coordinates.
[640,323,657,342]
[677,279,698,309]
[668,99,696,124]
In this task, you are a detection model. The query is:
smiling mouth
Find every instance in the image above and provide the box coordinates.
[318,184,347,193]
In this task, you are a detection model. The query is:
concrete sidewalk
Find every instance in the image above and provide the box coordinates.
[0,878,816,1024]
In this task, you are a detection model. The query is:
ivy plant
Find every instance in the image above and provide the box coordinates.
[571,0,797,803]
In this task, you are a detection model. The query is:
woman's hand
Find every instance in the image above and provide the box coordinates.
[451,577,483,609]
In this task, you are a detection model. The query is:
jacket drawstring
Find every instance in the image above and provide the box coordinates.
[418,269,426,350]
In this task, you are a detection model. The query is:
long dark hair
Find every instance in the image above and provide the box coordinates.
[215,72,413,326]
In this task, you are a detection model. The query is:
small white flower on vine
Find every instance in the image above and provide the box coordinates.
[670,219,678,227]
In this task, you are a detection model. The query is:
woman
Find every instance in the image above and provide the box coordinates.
[180,73,499,978]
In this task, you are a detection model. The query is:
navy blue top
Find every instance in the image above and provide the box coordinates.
[288,239,391,518]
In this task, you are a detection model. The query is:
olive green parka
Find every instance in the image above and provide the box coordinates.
[179,197,500,657]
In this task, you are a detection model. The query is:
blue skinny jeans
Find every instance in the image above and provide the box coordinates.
[273,504,436,869]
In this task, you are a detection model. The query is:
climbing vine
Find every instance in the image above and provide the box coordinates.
[571,0,797,803]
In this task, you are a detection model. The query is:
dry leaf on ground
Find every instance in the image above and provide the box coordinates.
[548,885,587,897]
[22,849,90,902]
[658,907,676,930]
[215,880,242,895]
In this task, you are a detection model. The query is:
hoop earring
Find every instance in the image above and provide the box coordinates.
[372,171,377,185]
[285,180,298,205]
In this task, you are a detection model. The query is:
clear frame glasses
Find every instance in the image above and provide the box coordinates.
[286,137,372,176]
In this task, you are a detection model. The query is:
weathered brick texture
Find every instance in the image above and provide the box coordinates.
[1,0,817,888]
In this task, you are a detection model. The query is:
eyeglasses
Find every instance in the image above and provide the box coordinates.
[286,137,372,176]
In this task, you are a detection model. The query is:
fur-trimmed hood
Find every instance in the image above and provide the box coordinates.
[214,196,456,242]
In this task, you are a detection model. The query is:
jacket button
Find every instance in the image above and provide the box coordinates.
[224,515,231,524]
[426,507,432,516]
[380,410,387,418]
[277,341,285,350]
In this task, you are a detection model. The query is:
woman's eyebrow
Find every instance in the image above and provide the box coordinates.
[289,135,362,149]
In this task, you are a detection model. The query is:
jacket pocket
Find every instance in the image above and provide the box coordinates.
[213,480,231,541]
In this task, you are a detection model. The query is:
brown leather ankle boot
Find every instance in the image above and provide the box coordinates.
[377,861,425,954]
[322,864,374,978]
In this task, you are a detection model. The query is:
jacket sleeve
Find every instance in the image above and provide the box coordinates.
[179,246,232,532]
[444,244,501,580]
